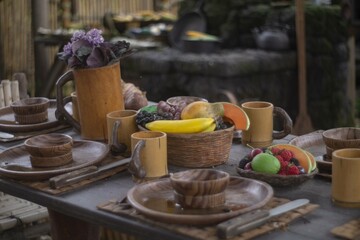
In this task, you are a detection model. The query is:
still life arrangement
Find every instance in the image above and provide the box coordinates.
[237,144,318,187]
[0,24,354,240]
[136,100,249,133]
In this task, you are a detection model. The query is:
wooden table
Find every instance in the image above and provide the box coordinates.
[0,129,358,240]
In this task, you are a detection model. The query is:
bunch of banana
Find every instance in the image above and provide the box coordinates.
[185,31,219,41]
[145,118,215,134]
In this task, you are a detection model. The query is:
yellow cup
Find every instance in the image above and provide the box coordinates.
[129,131,168,182]
[332,148,360,208]
[106,110,138,157]
[241,101,292,148]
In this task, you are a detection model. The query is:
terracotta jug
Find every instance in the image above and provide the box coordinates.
[56,62,124,141]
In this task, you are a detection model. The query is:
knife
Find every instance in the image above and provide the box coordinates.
[49,157,131,189]
[216,198,310,239]
[0,132,14,139]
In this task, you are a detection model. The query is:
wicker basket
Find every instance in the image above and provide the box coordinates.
[165,126,234,167]
[236,167,318,187]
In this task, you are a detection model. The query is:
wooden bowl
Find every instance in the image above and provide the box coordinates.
[174,191,225,209]
[30,151,73,167]
[166,96,208,107]
[237,167,318,187]
[170,169,230,196]
[11,97,50,115]
[24,133,73,157]
[322,128,360,158]
[14,111,48,124]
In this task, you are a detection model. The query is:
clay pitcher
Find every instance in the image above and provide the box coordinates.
[56,62,124,141]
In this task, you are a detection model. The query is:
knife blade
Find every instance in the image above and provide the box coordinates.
[49,157,131,189]
[217,198,310,239]
[0,132,14,139]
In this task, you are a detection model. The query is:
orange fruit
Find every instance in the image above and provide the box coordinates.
[221,102,250,131]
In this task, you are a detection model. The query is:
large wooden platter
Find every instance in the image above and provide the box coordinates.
[0,100,61,132]
[0,140,109,180]
[127,176,273,226]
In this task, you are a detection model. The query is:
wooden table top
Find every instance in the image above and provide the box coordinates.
[0,129,358,240]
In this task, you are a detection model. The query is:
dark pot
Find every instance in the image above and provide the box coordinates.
[182,39,221,53]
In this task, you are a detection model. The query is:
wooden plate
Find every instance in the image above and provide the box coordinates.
[0,140,109,180]
[289,130,332,178]
[0,100,61,132]
[127,176,273,226]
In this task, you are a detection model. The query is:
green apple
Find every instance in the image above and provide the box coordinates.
[251,153,280,174]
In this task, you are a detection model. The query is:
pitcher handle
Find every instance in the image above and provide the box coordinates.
[272,106,293,139]
[128,140,146,179]
[55,70,80,131]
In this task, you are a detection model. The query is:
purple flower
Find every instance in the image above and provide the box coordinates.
[85,28,104,46]
[58,28,132,68]
[70,30,86,42]
[63,42,73,56]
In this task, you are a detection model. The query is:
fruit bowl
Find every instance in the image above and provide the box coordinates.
[236,167,318,187]
[236,143,318,187]
[138,125,234,167]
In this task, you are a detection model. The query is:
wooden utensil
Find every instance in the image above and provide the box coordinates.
[293,0,314,135]
[49,157,131,189]
[216,199,310,239]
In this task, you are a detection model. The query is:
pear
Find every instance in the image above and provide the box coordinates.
[181,101,224,119]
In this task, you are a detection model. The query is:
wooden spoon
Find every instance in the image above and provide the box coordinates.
[293,0,314,135]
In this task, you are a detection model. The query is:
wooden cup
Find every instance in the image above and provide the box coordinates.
[332,148,360,208]
[241,101,292,148]
[56,62,124,141]
[129,131,168,182]
[106,110,138,157]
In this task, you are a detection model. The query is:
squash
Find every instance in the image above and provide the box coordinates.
[304,150,317,171]
[270,144,312,173]
[221,102,250,131]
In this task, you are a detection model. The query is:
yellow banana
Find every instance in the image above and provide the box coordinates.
[186,31,207,38]
[145,118,214,134]
[201,123,216,133]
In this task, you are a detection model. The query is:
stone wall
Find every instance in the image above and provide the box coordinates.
[121,2,354,131]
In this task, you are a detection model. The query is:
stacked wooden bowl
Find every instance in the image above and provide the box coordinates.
[11,97,50,124]
[24,133,74,167]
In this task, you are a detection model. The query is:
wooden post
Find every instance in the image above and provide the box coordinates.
[32,0,50,96]
[293,0,314,135]
[48,209,100,240]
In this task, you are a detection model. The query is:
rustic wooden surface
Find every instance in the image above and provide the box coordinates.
[0,129,358,240]
[97,197,319,240]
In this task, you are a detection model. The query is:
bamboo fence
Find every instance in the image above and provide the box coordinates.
[0,0,155,96]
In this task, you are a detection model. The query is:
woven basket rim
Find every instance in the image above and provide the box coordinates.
[138,125,235,136]
[236,167,318,187]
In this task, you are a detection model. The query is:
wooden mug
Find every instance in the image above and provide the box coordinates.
[332,148,360,208]
[128,131,168,182]
[56,62,124,141]
[241,101,293,148]
[106,110,138,157]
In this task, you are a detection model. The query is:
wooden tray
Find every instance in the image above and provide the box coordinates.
[289,130,332,178]
[126,176,273,226]
[0,140,109,180]
[98,197,319,239]
[0,100,61,132]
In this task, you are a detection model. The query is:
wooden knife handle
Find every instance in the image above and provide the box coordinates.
[217,209,269,239]
[49,166,98,189]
